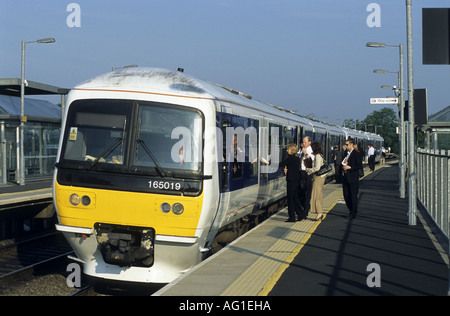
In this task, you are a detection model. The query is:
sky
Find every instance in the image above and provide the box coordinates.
[0,0,449,125]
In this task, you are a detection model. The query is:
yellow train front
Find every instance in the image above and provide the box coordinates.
[54,68,220,283]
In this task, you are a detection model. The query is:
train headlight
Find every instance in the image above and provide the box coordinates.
[160,202,171,213]
[81,195,91,206]
[69,193,81,206]
[172,203,184,215]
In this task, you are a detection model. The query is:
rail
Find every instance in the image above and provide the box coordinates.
[416,148,450,240]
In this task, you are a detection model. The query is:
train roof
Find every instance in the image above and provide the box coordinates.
[72,67,381,140]
[74,67,261,108]
[74,67,312,123]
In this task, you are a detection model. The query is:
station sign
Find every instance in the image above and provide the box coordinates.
[370,98,399,105]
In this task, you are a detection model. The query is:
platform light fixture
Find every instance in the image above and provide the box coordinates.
[36,38,56,44]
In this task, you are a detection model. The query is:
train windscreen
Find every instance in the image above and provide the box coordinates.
[59,99,204,178]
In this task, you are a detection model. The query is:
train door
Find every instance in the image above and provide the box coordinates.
[207,105,232,237]
[257,117,270,207]
[217,106,230,193]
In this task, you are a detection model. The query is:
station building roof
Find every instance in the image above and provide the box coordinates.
[0,94,61,123]
[0,78,68,123]
[422,105,450,131]
[428,105,450,123]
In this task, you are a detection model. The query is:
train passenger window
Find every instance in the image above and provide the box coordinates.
[304,130,313,140]
[219,113,259,191]
[268,123,284,177]
[233,117,258,180]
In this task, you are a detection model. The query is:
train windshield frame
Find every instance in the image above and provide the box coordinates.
[59,99,204,179]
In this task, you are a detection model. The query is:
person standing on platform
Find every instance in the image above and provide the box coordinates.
[380,146,386,165]
[299,136,314,215]
[367,144,375,172]
[342,139,362,219]
[306,142,326,221]
[284,144,306,222]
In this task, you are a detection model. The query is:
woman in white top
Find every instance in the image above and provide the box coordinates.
[306,142,326,221]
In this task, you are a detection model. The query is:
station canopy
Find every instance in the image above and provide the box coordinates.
[428,105,450,123]
[0,94,61,122]
[0,78,70,97]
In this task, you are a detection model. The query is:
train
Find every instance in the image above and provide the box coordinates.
[53,68,383,283]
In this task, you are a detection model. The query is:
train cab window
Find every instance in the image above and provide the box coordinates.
[60,100,204,177]
[61,100,132,167]
[133,104,203,173]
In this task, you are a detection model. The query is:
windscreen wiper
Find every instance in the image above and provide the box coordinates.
[87,118,127,171]
[87,138,122,171]
[136,139,167,177]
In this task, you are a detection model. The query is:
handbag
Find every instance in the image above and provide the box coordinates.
[316,156,332,176]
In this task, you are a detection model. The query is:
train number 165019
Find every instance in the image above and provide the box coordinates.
[148,180,182,191]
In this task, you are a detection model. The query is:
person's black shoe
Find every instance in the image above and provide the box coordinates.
[285,219,296,222]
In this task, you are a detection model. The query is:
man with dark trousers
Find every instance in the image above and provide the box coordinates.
[284,144,306,222]
[342,139,362,219]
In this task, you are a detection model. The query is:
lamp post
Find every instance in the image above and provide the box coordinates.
[366,42,406,200]
[20,38,55,186]
[405,0,416,226]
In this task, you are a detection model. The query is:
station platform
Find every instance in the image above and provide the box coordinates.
[0,180,52,208]
[154,162,449,296]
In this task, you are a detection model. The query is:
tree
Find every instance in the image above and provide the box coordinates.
[343,118,363,129]
[363,107,398,153]
[343,107,399,153]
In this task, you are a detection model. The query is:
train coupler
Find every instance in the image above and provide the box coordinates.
[94,223,155,268]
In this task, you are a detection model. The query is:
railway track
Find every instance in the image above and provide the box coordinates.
[0,232,72,276]
[0,232,79,295]
[0,232,165,296]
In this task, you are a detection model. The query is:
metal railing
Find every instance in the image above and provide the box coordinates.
[416,148,450,239]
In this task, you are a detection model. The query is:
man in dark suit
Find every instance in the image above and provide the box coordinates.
[342,139,362,219]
